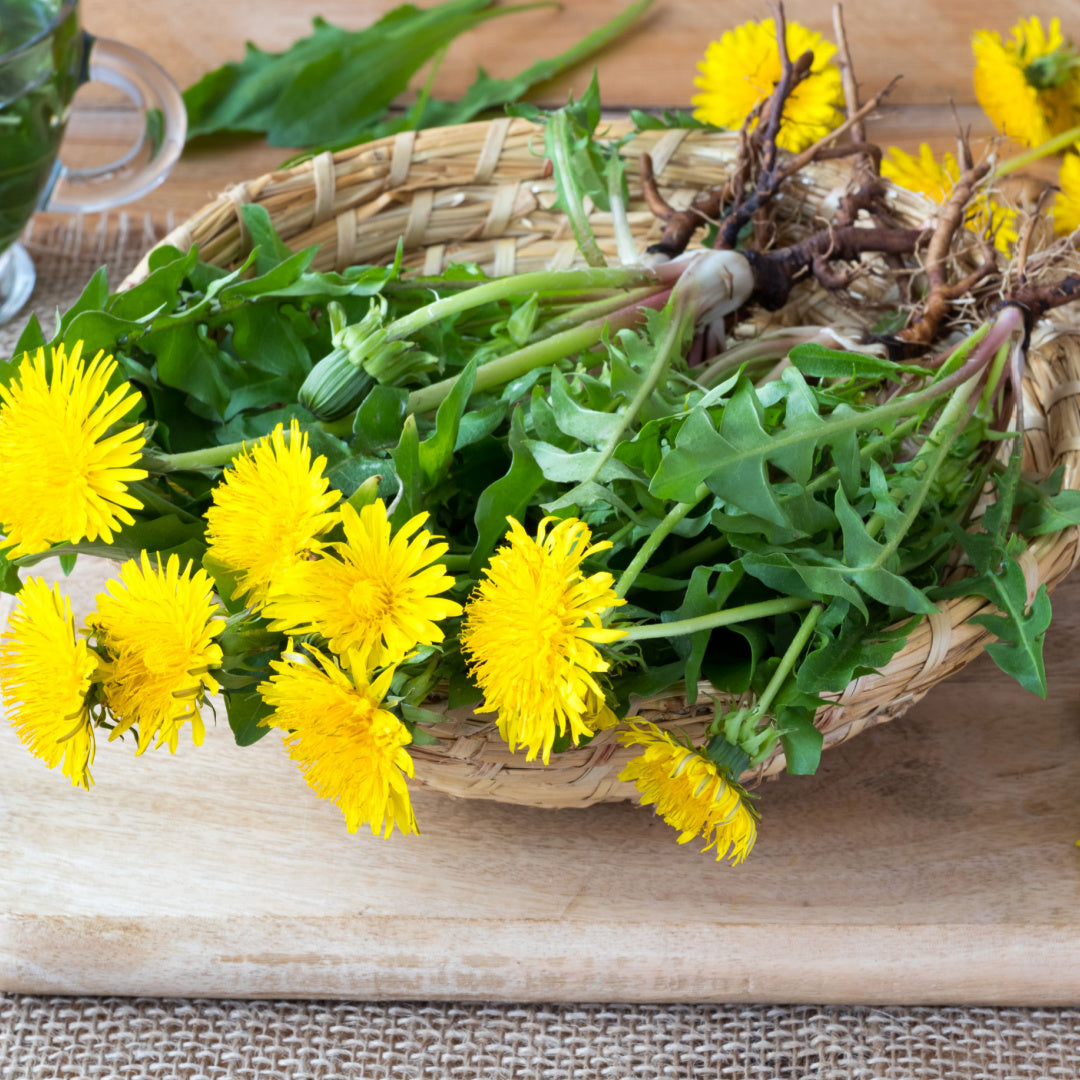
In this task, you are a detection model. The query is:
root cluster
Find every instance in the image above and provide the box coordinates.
[639,1,1080,361]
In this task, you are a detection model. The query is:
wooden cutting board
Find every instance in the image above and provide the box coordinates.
[1,559,1079,1004]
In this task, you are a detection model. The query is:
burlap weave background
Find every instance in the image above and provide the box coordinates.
[2,217,1079,1079]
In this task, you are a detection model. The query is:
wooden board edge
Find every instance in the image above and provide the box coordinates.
[4,916,1080,1004]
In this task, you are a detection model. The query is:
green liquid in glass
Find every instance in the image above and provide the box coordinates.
[0,1,83,254]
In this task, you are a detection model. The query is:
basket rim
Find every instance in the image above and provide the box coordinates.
[124,117,1080,806]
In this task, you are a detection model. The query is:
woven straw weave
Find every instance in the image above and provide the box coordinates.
[122,119,1080,809]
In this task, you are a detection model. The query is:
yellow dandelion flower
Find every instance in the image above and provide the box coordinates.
[881,144,958,203]
[973,17,1080,147]
[259,643,417,837]
[460,516,626,764]
[205,420,340,608]
[0,577,99,789]
[692,18,843,153]
[262,499,462,669]
[881,144,1018,253]
[91,552,224,754]
[0,341,147,558]
[1054,152,1080,234]
[618,720,758,865]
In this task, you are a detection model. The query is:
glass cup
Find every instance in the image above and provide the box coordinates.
[0,0,186,323]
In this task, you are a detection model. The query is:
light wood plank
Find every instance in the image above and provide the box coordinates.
[2,561,1079,1002]
[83,0,1079,108]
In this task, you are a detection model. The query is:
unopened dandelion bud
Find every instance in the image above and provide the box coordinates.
[363,341,439,386]
[345,473,382,512]
[300,299,437,420]
[298,347,376,420]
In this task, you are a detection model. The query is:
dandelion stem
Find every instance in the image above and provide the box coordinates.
[152,440,251,471]
[440,554,472,571]
[406,320,607,415]
[584,296,694,487]
[991,123,1080,179]
[127,481,201,523]
[386,267,657,344]
[753,603,824,718]
[615,482,710,597]
[623,595,812,641]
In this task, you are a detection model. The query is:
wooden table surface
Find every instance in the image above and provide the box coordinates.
[2,562,1079,1003]
[4,0,1080,1004]
[62,0,1080,222]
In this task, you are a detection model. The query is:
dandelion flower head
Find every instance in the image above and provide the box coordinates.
[262,499,462,669]
[259,643,417,837]
[461,516,626,764]
[0,341,147,558]
[91,552,224,754]
[0,577,98,788]
[692,18,843,153]
[973,17,1080,147]
[618,720,758,864]
[205,420,341,608]
[1054,152,1080,234]
[881,144,1018,253]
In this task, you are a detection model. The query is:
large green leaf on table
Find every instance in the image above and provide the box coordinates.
[411,0,654,131]
[184,1,588,149]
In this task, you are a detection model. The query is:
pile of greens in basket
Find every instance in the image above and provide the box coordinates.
[2,73,1080,865]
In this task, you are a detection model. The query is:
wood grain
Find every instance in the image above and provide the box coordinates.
[9,1,1080,1004]
[82,0,1080,108]
[58,0,1065,224]
[1,560,1079,1003]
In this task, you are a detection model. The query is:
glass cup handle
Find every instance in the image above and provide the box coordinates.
[43,35,187,214]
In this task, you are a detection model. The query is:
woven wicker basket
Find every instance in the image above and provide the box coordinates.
[125,118,1080,809]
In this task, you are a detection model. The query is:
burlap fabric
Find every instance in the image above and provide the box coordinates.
[3,218,1080,1079]
[2,998,1080,1079]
